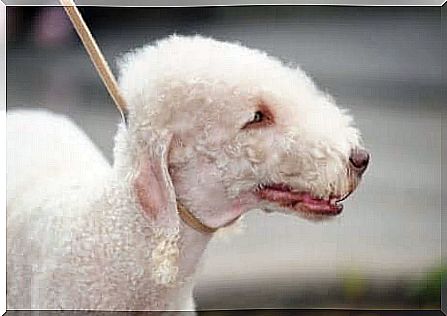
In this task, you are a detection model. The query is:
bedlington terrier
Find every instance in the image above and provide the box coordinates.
[7,35,369,311]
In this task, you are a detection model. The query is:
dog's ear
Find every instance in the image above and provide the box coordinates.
[133,130,180,286]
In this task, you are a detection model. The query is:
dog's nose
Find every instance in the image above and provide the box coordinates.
[349,149,370,172]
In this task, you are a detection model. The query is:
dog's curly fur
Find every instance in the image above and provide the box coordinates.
[7,35,364,311]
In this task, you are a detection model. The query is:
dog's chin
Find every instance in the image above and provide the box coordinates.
[265,204,343,222]
[261,202,342,222]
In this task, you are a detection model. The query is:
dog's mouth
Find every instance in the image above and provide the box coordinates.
[255,183,351,216]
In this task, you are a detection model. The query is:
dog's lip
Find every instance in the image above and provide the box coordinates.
[254,183,345,216]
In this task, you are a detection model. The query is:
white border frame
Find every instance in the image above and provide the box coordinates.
[2,2,445,315]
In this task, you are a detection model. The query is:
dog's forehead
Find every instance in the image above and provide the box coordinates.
[151,36,304,91]
[121,35,353,134]
[121,36,314,102]
[158,39,320,104]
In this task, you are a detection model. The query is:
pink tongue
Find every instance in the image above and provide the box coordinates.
[297,200,338,212]
[297,194,342,213]
[259,188,342,213]
[302,194,327,204]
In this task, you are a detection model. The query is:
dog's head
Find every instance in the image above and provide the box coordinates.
[115,35,369,284]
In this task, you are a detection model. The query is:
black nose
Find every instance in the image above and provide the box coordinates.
[349,149,370,172]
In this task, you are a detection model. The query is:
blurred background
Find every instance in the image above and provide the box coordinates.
[6,5,446,311]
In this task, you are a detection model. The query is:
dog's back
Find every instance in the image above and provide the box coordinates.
[6,110,111,308]
[7,110,110,201]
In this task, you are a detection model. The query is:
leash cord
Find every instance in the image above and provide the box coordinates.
[59,0,128,123]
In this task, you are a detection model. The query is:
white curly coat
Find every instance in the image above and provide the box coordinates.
[7,35,363,311]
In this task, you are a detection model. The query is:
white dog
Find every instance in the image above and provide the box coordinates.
[7,35,369,311]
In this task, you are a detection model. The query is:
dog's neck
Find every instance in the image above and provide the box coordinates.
[102,173,214,284]
[176,216,214,277]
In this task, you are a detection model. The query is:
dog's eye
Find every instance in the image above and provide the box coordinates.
[242,110,273,130]
[242,111,265,129]
[252,111,264,123]
[242,103,274,129]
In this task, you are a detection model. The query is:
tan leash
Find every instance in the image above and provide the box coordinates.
[59,0,128,123]
[59,0,237,234]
